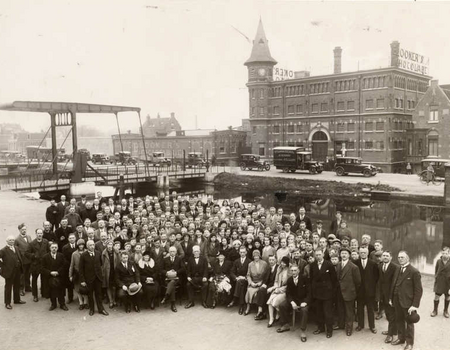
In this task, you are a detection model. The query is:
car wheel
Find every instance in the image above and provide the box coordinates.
[240,163,246,171]
[363,169,371,177]
[336,167,344,176]
[309,167,317,174]
[265,164,271,171]
[289,169,296,173]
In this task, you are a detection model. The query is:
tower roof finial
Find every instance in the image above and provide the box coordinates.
[244,19,277,66]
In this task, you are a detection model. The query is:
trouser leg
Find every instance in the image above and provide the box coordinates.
[394,295,405,342]
[4,277,13,305]
[12,270,21,303]
[32,272,40,297]
[298,305,309,331]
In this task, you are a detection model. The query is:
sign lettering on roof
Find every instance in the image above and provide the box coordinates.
[273,67,294,81]
[398,47,429,75]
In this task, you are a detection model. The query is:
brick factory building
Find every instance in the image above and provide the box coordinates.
[245,20,431,172]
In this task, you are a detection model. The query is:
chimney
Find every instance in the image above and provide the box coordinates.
[431,80,439,88]
[390,41,400,67]
[170,112,175,118]
[333,47,342,74]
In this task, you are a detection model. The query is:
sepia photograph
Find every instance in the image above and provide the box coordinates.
[0,1,449,349]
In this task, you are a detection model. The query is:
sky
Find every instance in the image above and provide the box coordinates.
[0,0,449,134]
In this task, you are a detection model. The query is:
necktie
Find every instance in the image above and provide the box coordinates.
[171,257,174,263]
[362,259,366,269]
[52,254,56,260]
[90,253,94,257]
[71,244,74,249]
[401,266,406,274]
[10,246,15,253]
[124,263,128,269]
[383,263,387,272]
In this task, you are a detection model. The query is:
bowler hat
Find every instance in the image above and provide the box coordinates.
[406,311,420,324]
[79,284,89,295]
[340,247,351,255]
[127,283,142,296]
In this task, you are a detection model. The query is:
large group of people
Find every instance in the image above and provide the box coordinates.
[0,190,446,350]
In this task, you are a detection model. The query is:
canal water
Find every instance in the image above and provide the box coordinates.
[25,180,449,276]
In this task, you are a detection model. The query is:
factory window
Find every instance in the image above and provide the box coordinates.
[337,101,345,111]
[376,99,384,109]
[347,122,355,132]
[312,104,319,113]
[365,99,374,110]
[337,123,345,132]
[347,101,355,111]
[365,141,373,149]
[273,125,280,134]
[365,121,374,131]
[259,145,265,156]
[288,105,294,114]
[252,126,257,134]
[347,141,355,149]
[321,103,328,112]
[273,106,280,115]
[260,89,264,99]
[260,107,264,116]
[429,110,439,122]
[376,121,384,131]
[287,125,294,133]
[378,141,384,150]
[296,104,303,114]
[297,124,304,133]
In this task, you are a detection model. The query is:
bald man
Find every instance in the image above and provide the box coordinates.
[0,236,26,309]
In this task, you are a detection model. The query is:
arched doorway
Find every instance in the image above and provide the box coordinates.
[312,131,328,161]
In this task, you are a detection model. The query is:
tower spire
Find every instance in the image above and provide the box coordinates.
[244,19,277,66]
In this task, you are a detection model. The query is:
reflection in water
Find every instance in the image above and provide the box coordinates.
[95,182,449,275]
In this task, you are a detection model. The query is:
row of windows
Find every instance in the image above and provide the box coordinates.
[362,76,387,90]
[336,79,357,92]
[250,89,265,99]
[394,98,416,109]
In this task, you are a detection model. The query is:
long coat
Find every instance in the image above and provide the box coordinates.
[377,262,400,303]
[79,250,103,284]
[336,260,361,301]
[15,235,32,265]
[27,239,50,274]
[391,264,423,309]
[310,259,337,300]
[355,258,379,299]
[434,258,450,294]
[42,252,67,293]
[101,249,120,288]
[0,245,23,279]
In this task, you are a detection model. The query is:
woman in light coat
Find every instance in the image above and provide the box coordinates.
[267,256,291,327]
[244,250,269,315]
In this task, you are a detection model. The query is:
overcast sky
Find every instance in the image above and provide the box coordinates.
[0,0,448,134]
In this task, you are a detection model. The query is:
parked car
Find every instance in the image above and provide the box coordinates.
[115,151,137,165]
[421,156,449,178]
[146,151,172,167]
[273,147,323,174]
[187,152,206,168]
[91,153,111,165]
[334,156,377,177]
[239,154,270,171]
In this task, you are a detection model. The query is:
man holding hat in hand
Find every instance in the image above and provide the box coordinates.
[115,251,143,313]
[391,251,422,350]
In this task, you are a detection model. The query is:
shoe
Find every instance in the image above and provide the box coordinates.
[382,331,389,335]
[100,310,109,316]
[160,297,167,305]
[276,325,291,333]
[185,302,195,309]
[370,328,377,334]
[444,310,450,318]
[404,345,413,350]
[211,303,216,309]
[385,335,393,343]
[326,332,332,338]
[89,310,95,316]
[134,305,140,313]
[238,306,244,315]
[109,303,114,309]
[202,302,208,309]
[33,297,39,302]
[244,309,250,316]
[375,313,384,320]
[227,301,235,308]
[60,305,68,311]
[79,305,84,310]
[431,310,437,317]
[5,304,12,310]
[49,305,57,311]
[267,321,274,328]
[300,336,307,342]
[346,330,352,336]
[391,339,405,346]
[14,300,26,305]
[355,326,363,332]
[20,290,25,296]
[254,313,264,321]
[313,329,325,335]
[171,304,177,313]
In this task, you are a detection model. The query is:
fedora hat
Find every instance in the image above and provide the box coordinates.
[79,284,89,295]
[127,283,142,296]
[406,311,420,324]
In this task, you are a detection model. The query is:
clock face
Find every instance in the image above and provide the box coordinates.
[258,68,266,76]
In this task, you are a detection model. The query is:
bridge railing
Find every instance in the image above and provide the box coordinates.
[0,172,71,191]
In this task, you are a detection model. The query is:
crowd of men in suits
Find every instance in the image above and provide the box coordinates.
[0,190,442,350]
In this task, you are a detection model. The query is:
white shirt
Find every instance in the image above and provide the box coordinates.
[123,262,128,269]
[361,258,367,269]
[341,260,348,269]
[9,245,16,253]
[195,257,199,264]
[317,261,323,270]
[241,258,245,265]
[383,262,390,272]
[293,276,298,286]
[52,253,57,259]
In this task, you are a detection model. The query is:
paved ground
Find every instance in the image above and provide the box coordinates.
[0,186,448,350]
[229,167,444,198]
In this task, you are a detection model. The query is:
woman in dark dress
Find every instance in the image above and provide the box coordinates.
[138,250,160,309]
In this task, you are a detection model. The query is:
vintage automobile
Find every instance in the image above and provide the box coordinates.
[146,151,172,167]
[273,147,323,174]
[334,156,378,177]
[91,153,111,165]
[420,157,450,178]
[239,154,271,171]
[187,152,206,168]
[115,151,137,165]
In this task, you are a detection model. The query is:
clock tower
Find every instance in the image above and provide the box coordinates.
[244,19,277,156]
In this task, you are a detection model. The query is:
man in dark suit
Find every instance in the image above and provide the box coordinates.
[61,233,77,303]
[42,242,68,311]
[336,247,361,336]
[277,264,311,342]
[150,238,166,265]
[310,248,337,338]
[0,236,26,309]
[330,211,343,235]
[46,199,60,231]
[161,246,185,312]
[28,228,50,301]
[209,253,233,307]
[55,218,73,252]
[378,250,399,343]
[391,251,423,350]
[185,245,208,309]
[228,246,251,314]
[355,246,379,333]
[115,250,143,313]
[296,207,312,231]
[57,195,69,222]
[254,255,278,320]
[79,240,109,316]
